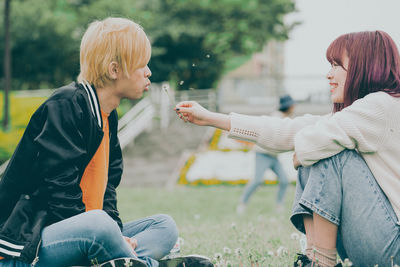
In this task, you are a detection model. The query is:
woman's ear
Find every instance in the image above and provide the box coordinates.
[108,61,119,80]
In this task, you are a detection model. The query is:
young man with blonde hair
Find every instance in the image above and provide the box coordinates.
[0,17,212,267]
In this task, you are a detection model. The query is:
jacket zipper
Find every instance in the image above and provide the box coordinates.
[31,239,41,266]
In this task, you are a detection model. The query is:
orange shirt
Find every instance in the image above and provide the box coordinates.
[80,110,110,211]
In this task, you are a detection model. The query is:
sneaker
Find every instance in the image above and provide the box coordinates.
[159,255,213,267]
[293,253,311,267]
[70,258,147,267]
[99,258,147,267]
[293,254,343,267]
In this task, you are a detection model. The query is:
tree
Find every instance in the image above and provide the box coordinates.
[0,0,80,90]
[0,0,298,91]
[2,0,11,130]
[139,0,297,90]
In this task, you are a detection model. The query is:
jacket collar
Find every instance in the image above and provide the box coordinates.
[79,81,103,129]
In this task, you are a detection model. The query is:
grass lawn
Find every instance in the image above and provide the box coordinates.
[117,185,302,266]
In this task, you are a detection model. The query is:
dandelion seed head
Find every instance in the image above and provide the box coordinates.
[290,232,300,240]
[223,247,231,254]
[162,84,169,91]
[194,214,200,220]
[267,251,274,257]
[234,247,242,256]
[231,222,237,230]
[192,63,196,67]
[206,54,211,58]
[276,246,287,257]
[214,252,222,261]
[179,80,184,85]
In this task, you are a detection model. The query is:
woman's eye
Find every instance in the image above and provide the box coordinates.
[331,62,339,67]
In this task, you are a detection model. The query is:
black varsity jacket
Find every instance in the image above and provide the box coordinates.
[0,82,123,264]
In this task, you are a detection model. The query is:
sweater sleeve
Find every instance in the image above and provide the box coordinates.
[294,93,388,166]
[228,112,325,153]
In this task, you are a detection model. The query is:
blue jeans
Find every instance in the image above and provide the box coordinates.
[0,210,178,267]
[240,152,289,204]
[291,150,400,266]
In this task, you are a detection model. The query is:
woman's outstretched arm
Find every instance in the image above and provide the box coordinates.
[175,101,231,130]
[175,101,325,153]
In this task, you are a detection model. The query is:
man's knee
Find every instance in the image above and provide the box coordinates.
[84,210,121,237]
[155,214,178,244]
[156,214,178,234]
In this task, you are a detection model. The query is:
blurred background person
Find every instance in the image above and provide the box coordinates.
[237,95,295,214]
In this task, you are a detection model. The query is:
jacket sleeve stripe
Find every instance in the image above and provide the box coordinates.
[0,239,24,250]
[0,247,22,257]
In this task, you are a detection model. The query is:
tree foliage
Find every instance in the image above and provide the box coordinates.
[0,0,297,90]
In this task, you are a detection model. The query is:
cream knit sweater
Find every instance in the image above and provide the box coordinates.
[228,91,400,222]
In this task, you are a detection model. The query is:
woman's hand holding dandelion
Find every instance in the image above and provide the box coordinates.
[174,101,231,131]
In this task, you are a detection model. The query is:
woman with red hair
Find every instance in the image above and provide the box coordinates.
[175,31,400,266]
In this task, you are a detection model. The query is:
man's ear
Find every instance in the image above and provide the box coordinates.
[108,61,119,80]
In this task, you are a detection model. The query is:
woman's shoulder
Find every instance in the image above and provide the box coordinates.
[354,91,399,108]
[364,91,398,101]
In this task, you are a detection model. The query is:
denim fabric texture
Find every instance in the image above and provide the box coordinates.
[241,152,289,204]
[291,150,400,266]
[0,210,178,267]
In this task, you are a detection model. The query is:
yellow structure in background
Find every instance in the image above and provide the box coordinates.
[178,129,280,186]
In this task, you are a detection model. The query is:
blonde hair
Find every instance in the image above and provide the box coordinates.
[78,17,151,88]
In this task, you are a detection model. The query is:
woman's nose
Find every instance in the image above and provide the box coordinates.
[326,69,333,79]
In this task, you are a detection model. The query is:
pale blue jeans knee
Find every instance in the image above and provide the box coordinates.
[290,150,400,266]
[241,152,289,204]
[0,210,178,267]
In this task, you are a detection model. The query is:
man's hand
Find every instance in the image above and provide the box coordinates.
[293,153,302,170]
[123,236,138,256]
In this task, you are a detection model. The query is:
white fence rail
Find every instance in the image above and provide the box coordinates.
[118,97,154,149]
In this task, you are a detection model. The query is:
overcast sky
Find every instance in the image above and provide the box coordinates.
[285,0,400,77]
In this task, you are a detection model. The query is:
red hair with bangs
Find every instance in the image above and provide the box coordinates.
[326,31,400,112]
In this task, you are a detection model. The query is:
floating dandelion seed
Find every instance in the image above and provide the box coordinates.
[206,54,211,58]
[231,222,237,230]
[192,63,196,67]
[194,214,200,220]
[223,247,231,255]
[290,232,300,240]
[267,251,274,257]
[179,80,184,85]
[189,87,195,91]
